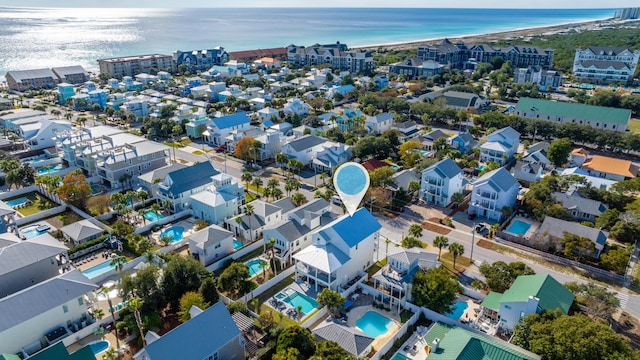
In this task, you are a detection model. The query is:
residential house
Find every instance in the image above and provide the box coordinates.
[552,191,608,222]
[560,167,616,190]
[0,201,17,234]
[21,118,72,151]
[480,126,520,165]
[97,54,173,78]
[373,75,389,90]
[421,129,449,151]
[573,46,640,85]
[361,158,390,172]
[448,132,478,154]
[0,109,46,130]
[6,68,59,91]
[388,58,445,79]
[535,217,608,257]
[57,83,75,105]
[511,161,544,185]
[515,97,631,132]
[293,208,382,292]
[134,302,244,360]
[203,112,252,146]
[187,225,235,266]
[173,47,229,72]
[420,158,464,207]
[392,121,419,140]
[581,155,638,181]
[312,320,374,358]
[253,57,281,69]
[51,65,89,84]
[0,233,68,298]
[0,270,98,356]
[190,173,244,226]
[439,91,484,110]
[365,112,394,134]
[255,129,282,161]
[513,66,562,90]
[312,141,352,173]
[522,141,552,169]
[281,135,327,165]
[421,322,540,359]
[137,163,187,197]
[263,198,333,266]
[283,97,311,116]
[468,168,520,221]
[569,147,590,167]
[390,169,421,195]
[480,274,574,331]
[257,107,280,122]
[60,219,105,245]
[184,115,210,139]
[371,247,439,310]
[287,42,374,73]
[226,200,284,242]
[94,140,170,189]
[156,162,220,212]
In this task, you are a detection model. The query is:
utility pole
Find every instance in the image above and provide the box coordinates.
[470,219,476,265]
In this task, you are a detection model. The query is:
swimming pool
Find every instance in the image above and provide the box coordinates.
[20,224,50,239]
[335,163,367,195]
[246,259,267,277]
[143,210,165,222]
[160,226,184,243]
[81,260,121,279]
[446,300,469,320]
[37,164,65,175]
[391,353,411,360]
[233,239,244,250]
[85,340,110,355]
[356,311,393,337]
[507,220,531,236]
[276,288,319,314]
[5,197,29,207]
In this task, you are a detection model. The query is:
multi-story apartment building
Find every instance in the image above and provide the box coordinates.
[173,47,229,72]
[513,66,562,90]
[418,39,554,70]
[480,126,520,165]
[420,158,465,207]
[51,65,89,84]
[287,42,374,73]
[572,46,640,85]
[97,54,173,78]
[6,69,59,91]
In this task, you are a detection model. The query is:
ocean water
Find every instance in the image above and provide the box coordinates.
[0,7,615,75]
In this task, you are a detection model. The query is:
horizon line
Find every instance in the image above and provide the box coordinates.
[0,5,621,9]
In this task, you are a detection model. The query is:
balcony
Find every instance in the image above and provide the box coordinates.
[477,191,497,200]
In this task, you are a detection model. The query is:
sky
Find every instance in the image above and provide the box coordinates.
[2,0,638,8]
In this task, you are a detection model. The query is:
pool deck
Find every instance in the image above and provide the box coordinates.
[392,325,431,360]
[453,295,481,323]
[72,250,117,273]
[347,306,401,352]
[66,330,124,356]
[505,216,539,240]
[150,218,197,245]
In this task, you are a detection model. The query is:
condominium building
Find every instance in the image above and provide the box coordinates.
[572,46,640,85]
[287,42,374,73]
[97,54,173,78]
[6,69,58,91]
[173,47,229,72]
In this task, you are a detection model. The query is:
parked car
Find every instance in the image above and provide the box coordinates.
[475,223,486,233]
[215,145,227,152]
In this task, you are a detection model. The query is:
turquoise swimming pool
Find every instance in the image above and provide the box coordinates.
[143,210,165,222]
[507,220,531,236]
[246,259,267,276]
[85,340,110,355]
[446,300,468,320]
[5,197,28,207]
[356,311,393,337]
[81,260,120,279]
[37,164,65,175]
[391,353,411,360]
[20,224,50,239]
[276,288,319,314]
[161,226,184,243]
[233,239,243,250]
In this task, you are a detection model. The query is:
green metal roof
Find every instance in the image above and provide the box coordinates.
[29,343,96,360]
[0,354,21,360]
[423,322,538,360]
[480,292,502,311]
[499,274,574,314]
[515,97,631,125]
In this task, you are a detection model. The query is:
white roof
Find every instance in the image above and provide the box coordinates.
[293,243,350,273]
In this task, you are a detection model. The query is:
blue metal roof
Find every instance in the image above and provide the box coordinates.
[163,162,219,195]
[331,208,381,248]
[212,112,250,130]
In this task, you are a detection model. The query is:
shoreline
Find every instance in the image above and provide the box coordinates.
[352,17,625,51]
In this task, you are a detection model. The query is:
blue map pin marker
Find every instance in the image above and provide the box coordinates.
[333,162,370,217]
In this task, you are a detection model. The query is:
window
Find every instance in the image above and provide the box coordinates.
[504,304,511,310]
[78,297,84,306]
[63,305,68,313]
[214,242,221,249]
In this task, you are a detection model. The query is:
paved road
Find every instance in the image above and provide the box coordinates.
[373,212,640,318]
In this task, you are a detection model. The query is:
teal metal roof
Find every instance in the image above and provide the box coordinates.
[516,98,631,126]
[499,274,574,314]
[481,292,502,311]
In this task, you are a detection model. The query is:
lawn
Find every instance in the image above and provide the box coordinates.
[440,251,471,275]
[628,119,640,134]
[7,192,57,216]
[366,259,387,278]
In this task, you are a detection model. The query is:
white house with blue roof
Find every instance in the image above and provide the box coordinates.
[190,173,244,226]
[134,302,244,360]
[420,158,464,206]
[480,126,520,165]
[468,167,519,221]
[293,208,381,292]
[365,112,394,134]
[204,112,251,146]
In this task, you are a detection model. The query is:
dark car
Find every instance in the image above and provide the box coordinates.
[215,145,227,152]
[468,212,476,220]
[475,223,486,234]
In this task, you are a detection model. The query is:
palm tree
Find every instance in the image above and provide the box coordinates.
[262,187,272,202]
[100,287,120,350]
[139,209,148,225]
[269,237,278,275]
[245,204,255,242]
[267,178,279,191]
[408,224,423,238]
[448,242,465,269]
[241,171,253,192]
[128,298,146,346]
[451,192,465,209]
[151,203,161,221]
[137,189,149,207]
[102,348,117,360]
[291,192,307,206]
[251,177,263,198]
[408,180,420,201]
[234,216,243,237]
[259,260,268,282]
[284,181,295,197]
[276,153,289,175]
[433,236,449,260]
[319,172,328,186]
[270,188,283,201]
[297,305,303,323]
[92,308,105,321]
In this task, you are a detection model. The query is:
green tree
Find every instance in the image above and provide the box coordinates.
[547,138,572,167]
[450,192,465,209]
[402,236,424,249]
[160,255,206,310]
[128,297,147,346]
[595,208,620,230]
[273,348,301,360]
[241,171,253,193]
[316,288,346,318]
[599,246,631,274]
[56,171,92,208]
[433,236,449,260]
[411,266,462,314]
[217,262,251,296]
[178,291,210,322]
[291,192,308,206]
[408,224,423,238]
[251,177,263,197]
[198,276,220,305]
[564,282,620,321]
[369,166,395,188]
[276,325,316,359]
[311,341,359,360]
[398,141,423,167]
[448,242,465,269]
[479,261,535,293]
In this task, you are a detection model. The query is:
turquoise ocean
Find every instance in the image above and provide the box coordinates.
[0,7,615,75]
